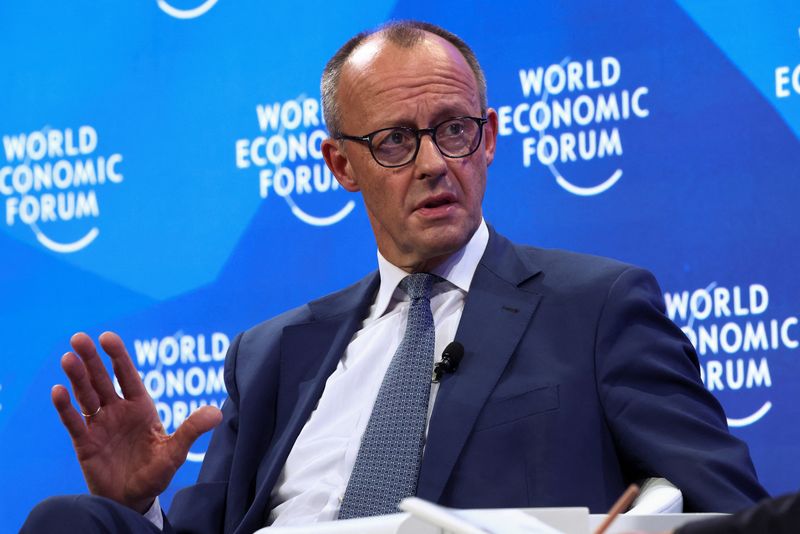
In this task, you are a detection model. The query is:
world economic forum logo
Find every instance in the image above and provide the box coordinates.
[664,281,799,428]
[157,0,218,19]
[235,95,355,227]
[0,125,123,253]
[498,55,650,196]
[130,330,230,463]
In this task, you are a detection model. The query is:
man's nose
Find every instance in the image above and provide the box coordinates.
[414,133,448,179]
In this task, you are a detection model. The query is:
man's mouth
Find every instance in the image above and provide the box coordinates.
[417,193,457,211]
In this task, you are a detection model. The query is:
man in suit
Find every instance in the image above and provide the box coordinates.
[23,20,766,533]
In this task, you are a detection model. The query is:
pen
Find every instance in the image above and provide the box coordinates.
[593,483,640,534]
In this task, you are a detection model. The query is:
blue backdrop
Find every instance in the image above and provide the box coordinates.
[2,1,799,530]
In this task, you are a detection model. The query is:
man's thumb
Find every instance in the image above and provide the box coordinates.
[171,405,224,459]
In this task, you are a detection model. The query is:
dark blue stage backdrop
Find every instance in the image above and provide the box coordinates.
[1,1,799,530]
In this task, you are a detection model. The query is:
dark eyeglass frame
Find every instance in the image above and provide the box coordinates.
[334,116,488,168]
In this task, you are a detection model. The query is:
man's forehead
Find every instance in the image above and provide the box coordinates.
[347,36,386,72]
[343,31,470,81]
[338,32,478,124]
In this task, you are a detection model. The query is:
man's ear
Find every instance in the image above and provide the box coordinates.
[322,137,360,192]
[483,108,499,167]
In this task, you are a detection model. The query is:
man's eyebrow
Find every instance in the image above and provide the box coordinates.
[430,106,477,123]
[367,103,476,132]
[381,110,475,130]
[387,118,419,129]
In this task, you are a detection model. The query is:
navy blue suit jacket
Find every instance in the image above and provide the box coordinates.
[167,229,766,534]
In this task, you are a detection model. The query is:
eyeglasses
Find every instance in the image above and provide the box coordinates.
[334,116,488,168]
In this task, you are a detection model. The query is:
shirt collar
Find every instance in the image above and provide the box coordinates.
[372,219,489,318]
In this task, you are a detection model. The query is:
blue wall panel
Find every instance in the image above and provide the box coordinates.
[1,1,798,529]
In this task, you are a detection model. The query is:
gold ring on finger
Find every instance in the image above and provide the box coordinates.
[81,406,102,418]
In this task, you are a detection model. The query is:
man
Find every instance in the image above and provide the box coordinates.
[23,21,766,533]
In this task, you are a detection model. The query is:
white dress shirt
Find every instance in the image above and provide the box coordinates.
[267,220,489,526]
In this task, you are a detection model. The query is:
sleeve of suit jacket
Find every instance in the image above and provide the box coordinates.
[595,267,767,512]
[675,492,800,534]
[165,332,247,534]
[165,324,285,534]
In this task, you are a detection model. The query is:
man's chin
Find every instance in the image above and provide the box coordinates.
[414,226,476,262]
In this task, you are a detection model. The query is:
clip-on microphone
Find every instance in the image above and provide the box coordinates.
[433,341,464,383]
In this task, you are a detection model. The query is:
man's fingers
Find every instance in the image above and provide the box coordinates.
[51,384,88,443]
[170,406,223,461]
[71,332,120,404]
[60,352,103,416]
[99,331,148,400]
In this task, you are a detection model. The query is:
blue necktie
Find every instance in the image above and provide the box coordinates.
[338,273,438,519]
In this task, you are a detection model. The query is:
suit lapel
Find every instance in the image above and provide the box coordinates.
[237,273,379,533]
[416,230,542,503]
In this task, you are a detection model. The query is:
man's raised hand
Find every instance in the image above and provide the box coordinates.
[51,332,223,513]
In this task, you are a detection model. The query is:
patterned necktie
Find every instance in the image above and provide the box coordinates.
[338,272,438,519]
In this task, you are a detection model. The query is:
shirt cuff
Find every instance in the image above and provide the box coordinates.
[143,496,164,531]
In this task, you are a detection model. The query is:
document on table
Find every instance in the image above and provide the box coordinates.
[399,497,567,534]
